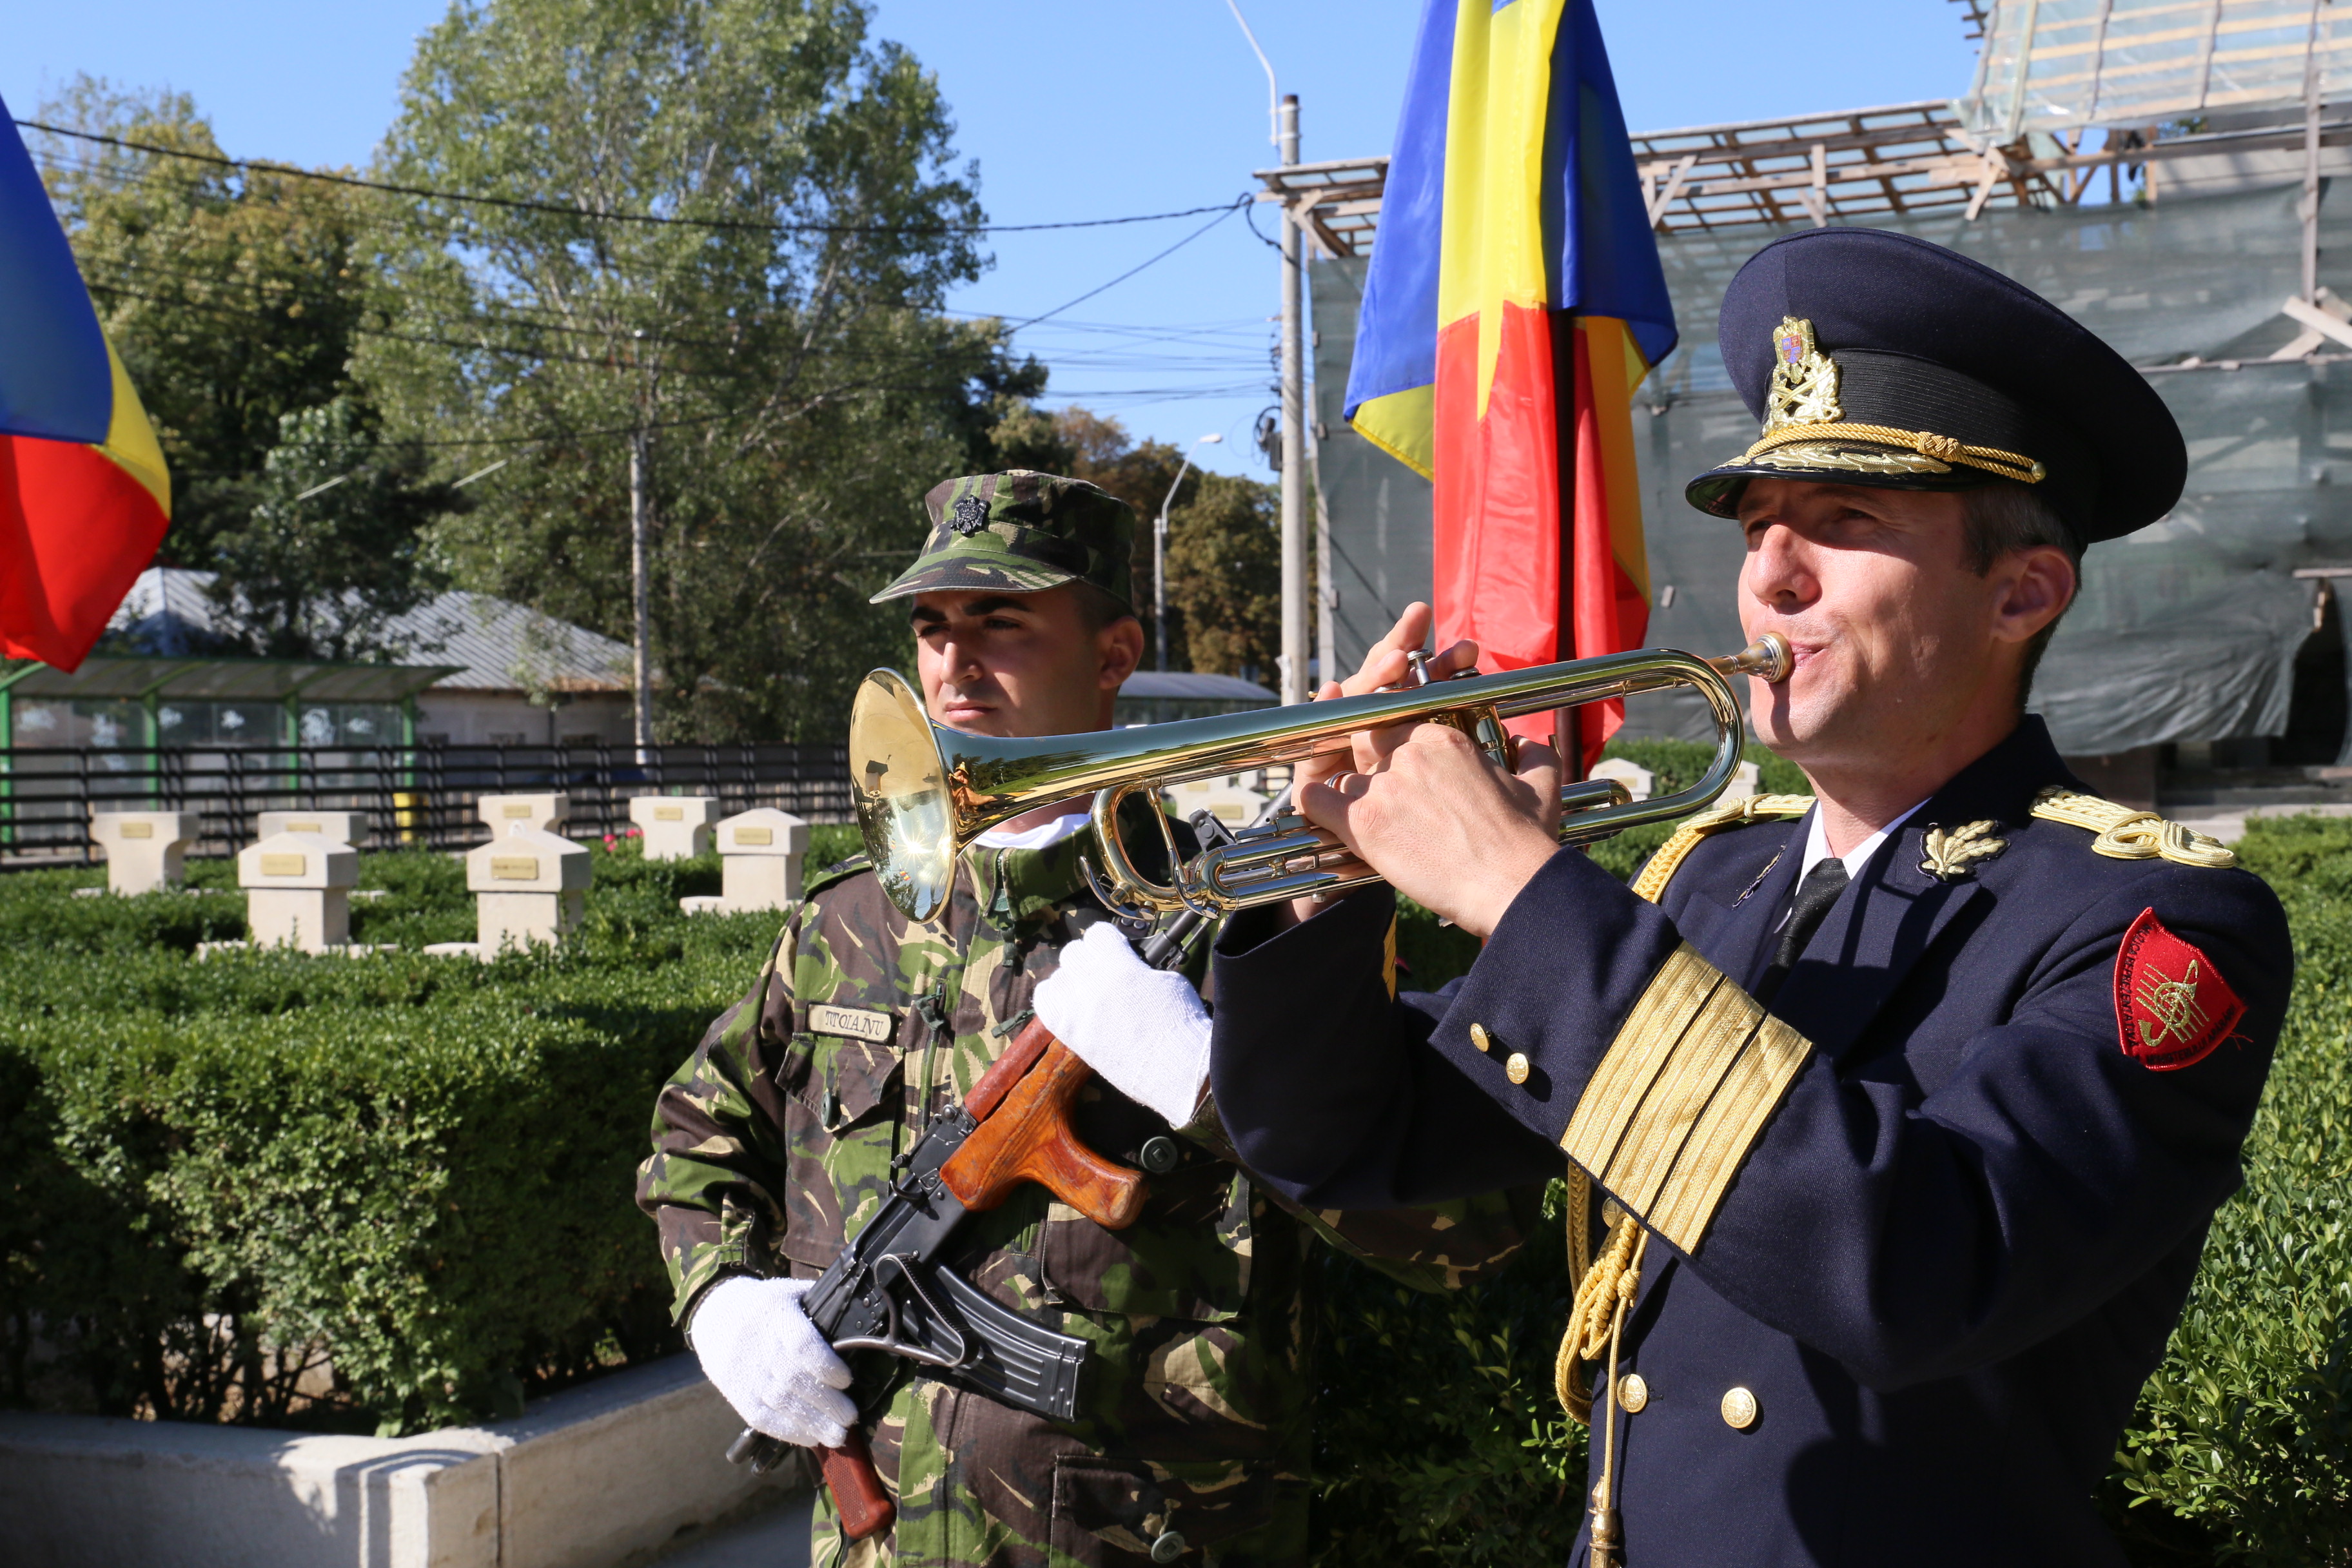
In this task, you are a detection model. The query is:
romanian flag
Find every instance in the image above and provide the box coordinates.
[0,101,171,672]
[1344,0,1674,763]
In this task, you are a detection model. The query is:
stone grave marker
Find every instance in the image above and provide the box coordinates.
[427,825,591,957]
[629,794,720,860]
[88,810,199,896]
[236,831,360,952]
[477,792,569,835]
[681,808,810,916]
[257,809,372,849]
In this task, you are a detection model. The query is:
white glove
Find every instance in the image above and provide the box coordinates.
[1032,921,1212,1126]
[691,1275,857,1448]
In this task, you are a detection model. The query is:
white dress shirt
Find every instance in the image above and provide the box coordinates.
[1774,799,1929,930]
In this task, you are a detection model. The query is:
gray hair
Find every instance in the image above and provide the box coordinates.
[1960,481,2080,705]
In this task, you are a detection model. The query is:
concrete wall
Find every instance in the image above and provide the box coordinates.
[0,1355,801,1568]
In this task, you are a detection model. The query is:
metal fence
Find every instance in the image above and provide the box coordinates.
[0,741,854,867]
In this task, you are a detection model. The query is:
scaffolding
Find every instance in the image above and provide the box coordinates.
[1300,69,2352,767]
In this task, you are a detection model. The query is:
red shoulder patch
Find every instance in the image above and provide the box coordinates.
[2114,908,2245,1072]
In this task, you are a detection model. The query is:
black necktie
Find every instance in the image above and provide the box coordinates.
[1756,857,1849,1003]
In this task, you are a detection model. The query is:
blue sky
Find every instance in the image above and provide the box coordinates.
[4,1,1981,479]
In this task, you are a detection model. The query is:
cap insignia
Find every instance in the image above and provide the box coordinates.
[948,495,990,536]
[1763,317,1843,433]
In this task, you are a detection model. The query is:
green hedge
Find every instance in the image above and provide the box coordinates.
[0,841,785,1432]
[3,787,2346,1565]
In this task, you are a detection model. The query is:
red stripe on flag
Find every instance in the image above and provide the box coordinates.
[1431,302,1562,694]
[1564,323,1650,770]
[0,435,173,671]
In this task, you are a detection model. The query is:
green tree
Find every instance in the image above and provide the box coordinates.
[1166,471,1282,680]
[366,0,1019,742]
[1046,407,1211,666]
[202,398,462,661]
[34,79,378,569]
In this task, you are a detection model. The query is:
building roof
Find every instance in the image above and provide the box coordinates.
[108,568,634,696]
[1117,671,1277,702]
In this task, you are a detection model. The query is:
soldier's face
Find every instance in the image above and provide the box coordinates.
[1733,479,2070,774]
[910,586,1144,739]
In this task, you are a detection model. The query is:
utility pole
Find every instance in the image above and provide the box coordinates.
[1278,93,1307,705]
[1308,422,1335,690]
[628,426,654,760]
[2303,0,2329,305]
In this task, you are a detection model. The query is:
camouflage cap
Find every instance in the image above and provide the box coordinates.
[869,470,1136,611]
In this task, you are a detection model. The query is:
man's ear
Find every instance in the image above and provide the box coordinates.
[1097,614,1146,690]
[1990,544,2077,647]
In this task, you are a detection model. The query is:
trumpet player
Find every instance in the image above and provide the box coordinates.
[1034,231,2293,1566]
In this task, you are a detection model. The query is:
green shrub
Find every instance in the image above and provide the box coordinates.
[0,850,785,1433]
[1584,738,1808,881]
[2102,816,2352,1566]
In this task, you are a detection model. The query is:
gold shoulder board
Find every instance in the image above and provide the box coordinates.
[1629,793,1814,905]
[2028,786,2235,870]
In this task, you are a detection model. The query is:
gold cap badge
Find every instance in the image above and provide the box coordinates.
[1763,318,1843,433]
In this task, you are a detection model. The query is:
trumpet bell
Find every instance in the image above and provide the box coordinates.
[850,669,959,923]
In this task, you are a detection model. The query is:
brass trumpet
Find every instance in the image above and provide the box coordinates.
[850,633,1792,923]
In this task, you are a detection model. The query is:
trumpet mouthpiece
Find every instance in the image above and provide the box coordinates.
[1713,632,1792,685]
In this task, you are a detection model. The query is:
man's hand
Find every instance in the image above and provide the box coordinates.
[1292,602,1480,799]
[692,1275,858,1449]
[1284,603,1480,924]
[1032,923,1211,1126]
[1299,722,1563,939]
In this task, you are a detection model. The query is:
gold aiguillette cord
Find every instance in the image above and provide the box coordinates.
[1556,1169,1650,1568]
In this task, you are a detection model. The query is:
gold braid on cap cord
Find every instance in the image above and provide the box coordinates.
[1741,421,2048,485]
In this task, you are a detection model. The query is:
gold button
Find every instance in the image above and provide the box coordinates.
[1600,1197,1626,1229]
[1721,1386,1759,1429]
[1505,1052,1530,1084]
[1616,1373,1649,1413]
[1469,1023,1492,1054]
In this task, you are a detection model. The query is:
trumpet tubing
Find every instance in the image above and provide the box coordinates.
[850,633,1791,922]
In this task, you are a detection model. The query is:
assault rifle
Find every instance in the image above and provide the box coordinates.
[723,846,1229,1539]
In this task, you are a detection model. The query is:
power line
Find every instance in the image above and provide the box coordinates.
[998,201,1249,334]
[21,118,1248,239]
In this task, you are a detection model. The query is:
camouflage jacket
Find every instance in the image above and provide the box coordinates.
[638,824,1533,1568]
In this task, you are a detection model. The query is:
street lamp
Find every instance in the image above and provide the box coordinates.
[1155,434,1223,672]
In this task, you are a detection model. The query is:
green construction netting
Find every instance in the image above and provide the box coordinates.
[1313,179,2352,758]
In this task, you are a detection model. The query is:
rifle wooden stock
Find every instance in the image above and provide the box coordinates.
[818,1429,894,1540]
[939,1017,1146,1231]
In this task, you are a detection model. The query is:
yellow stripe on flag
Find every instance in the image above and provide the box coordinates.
[94,335,170,516]
[1351,385,1438,480]
[1437,0,1569,421]
[1581,315,1650,602]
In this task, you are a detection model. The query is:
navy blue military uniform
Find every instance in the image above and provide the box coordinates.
[1204,229,2295,1565]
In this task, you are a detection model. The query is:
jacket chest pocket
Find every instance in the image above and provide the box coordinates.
[776,1033,905,1271]
[1040,1162,1254,1324]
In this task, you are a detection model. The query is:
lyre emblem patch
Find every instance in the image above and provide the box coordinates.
[2114,908,2244,1072]
[1763,317,1843,432]
[1919,819,2006,881]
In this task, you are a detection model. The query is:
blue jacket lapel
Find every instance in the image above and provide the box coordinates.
[1762,717,2076,1061]
[1667,812,1807,992]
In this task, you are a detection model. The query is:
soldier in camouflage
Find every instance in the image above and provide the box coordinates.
[639,471,1532,1567]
